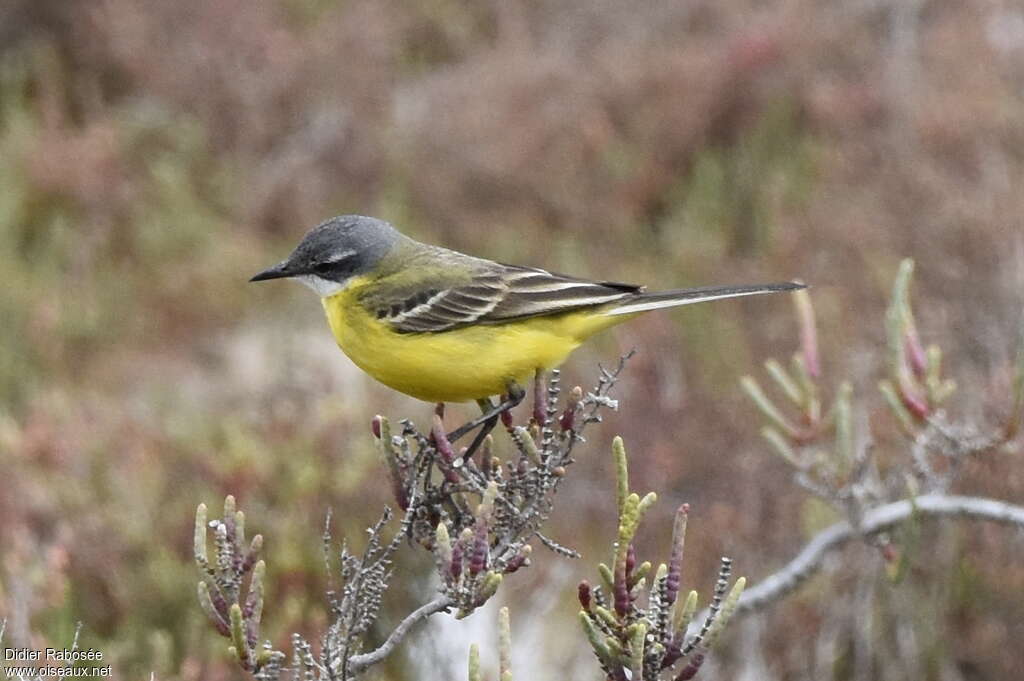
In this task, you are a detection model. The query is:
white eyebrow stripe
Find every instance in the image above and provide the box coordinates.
[324,249,357,264]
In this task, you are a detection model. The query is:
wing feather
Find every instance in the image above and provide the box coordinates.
[370,261,640,333]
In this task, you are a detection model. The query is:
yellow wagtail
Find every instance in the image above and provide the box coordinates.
[251,215,803,447]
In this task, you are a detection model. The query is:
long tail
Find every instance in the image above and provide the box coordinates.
[604,281,805,316]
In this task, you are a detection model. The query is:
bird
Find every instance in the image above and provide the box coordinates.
[251,214,803,451]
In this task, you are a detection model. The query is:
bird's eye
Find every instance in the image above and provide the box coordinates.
[312,262,334,274]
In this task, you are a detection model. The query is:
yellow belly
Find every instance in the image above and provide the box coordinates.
[321,278,626,403]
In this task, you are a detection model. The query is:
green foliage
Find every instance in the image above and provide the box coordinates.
[195,497,283,675]
[467,607,513,681]
[665,99,816,256]
[0,45,255,412]
[578,437,745,680]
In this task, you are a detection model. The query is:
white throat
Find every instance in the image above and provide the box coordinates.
[296,274,348,298]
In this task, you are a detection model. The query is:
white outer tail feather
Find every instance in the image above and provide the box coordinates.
[604,282,804,316]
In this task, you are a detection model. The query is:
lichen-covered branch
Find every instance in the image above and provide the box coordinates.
[195,357,633,680]
[347,595,453,673]
[695,493,1024,624]
[378,358,630,622]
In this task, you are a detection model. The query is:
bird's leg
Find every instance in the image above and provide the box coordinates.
[454,398,500,466]
[447,381,526,444]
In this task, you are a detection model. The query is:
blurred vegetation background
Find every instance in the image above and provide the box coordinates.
[1,1,1022,679]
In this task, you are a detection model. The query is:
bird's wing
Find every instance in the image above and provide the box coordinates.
[365,259,641,334]
[486,265,641,322]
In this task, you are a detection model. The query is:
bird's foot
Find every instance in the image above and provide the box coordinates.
[447,382,526,462]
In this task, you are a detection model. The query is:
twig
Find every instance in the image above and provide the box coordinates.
[690,493,1024,630]
[347,595,453,673]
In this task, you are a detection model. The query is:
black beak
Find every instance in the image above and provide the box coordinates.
[249,261,294,282]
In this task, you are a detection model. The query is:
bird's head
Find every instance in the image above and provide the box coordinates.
[250,215,400,297]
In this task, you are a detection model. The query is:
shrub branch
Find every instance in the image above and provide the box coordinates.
[692,492,1024,628]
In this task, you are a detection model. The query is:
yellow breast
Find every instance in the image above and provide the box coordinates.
[320,276,625,403]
